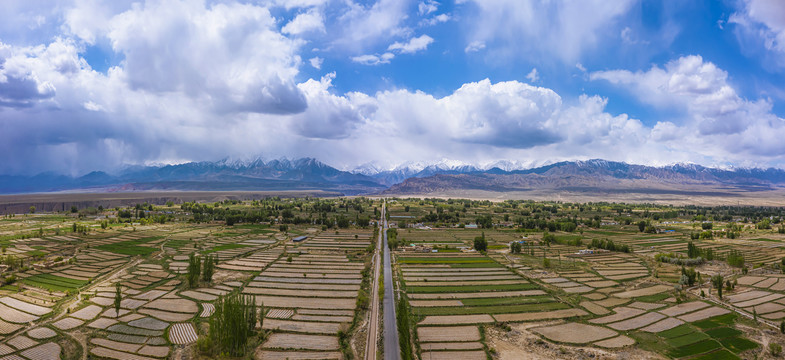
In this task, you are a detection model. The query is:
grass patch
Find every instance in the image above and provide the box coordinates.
[203,243,250,254]
[449,263,503,268]
[719,337,758,353]
[690,349,740,360]
[658,324,695,339]
[635,293,671,303]
[705,327,742,339]
[406,283,537,293]
[693,313,738,329]
[665,332,708,347]
[95,235,164,256]
[460,295,554,306]
[164,239,192,249]
[635,240,686,247]
[412,301,568,316]
[668,339,721,358]
[21,273,88,292]
[398,257,494,264]
[96,243,156,256]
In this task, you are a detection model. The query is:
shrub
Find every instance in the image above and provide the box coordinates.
[770,342,782,356]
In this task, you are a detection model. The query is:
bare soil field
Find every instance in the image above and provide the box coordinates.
[263,333,339,351]
[532,322,617,343]
[418,326,480,342]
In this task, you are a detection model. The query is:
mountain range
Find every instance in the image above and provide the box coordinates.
[3,157,785,197]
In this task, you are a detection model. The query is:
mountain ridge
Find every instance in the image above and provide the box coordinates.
[3,158,785,196]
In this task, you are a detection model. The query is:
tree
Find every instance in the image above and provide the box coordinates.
[510,241,522,254]
[473,232,487,252]
[542,232,556,246]
[681,266,697,287]
[208,293,260,356]
[202,255,215,283]
[637,220,646,232]
[712,274,724,299]
[187,253,201,288]
[114,283,122,316]
[29,206,35,214]
[687,242,701,258]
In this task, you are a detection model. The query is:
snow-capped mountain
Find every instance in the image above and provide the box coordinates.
[353,159,482,186]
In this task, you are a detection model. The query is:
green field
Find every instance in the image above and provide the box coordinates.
[203,243,250,253]
[95,235,164,255]
[398,257,495,264]
[405,283,537,293]
[21,273,89,292]
[412,301,568,316]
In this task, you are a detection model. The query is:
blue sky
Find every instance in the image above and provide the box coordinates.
[1,0,785,175]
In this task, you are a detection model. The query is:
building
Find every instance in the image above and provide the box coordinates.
[292,236,308,242]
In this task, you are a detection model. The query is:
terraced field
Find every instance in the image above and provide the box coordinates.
[250,231,373,359]
[397,252,587,359]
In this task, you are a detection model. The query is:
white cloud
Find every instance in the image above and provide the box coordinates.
[591,55,785,159]
[351,52,395,65]
[421,13,450,26]
[105,0,306,114]
[620,26,648,45]
[309,56,324,69]
[464,40,485,53]
[418,0,439,16]
[387,34,433,54]
[526,68,539,83]
[333,0,412,53]
[731,0,785,52]
[282,9,326,35]
[460,0,634,63]
[271,0,330,10]
[288,72,368,139]
[729,0,785,68]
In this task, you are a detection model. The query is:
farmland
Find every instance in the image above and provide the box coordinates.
[2,196,785,359]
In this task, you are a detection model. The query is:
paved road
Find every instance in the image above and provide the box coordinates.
[381,201,400,360]
[364,211,383,360]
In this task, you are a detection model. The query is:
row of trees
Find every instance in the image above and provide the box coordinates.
[588,238,631,253]
[187,253,216,288]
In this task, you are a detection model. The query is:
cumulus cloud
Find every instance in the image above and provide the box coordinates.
[105,0,306,114]
[333,0,412,52]
[282,9,326,35]
[288,72,368,139]
[309,56,323,69]
[387,34,433,54]
[351,52,394,65]
[591,55,768,135]
[460,0,633,63]
[729,0,785,68]
[591,55,785,160]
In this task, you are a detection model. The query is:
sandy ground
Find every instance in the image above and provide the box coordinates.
[485,322,665,360]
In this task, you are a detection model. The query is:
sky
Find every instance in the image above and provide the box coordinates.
[1,0,785,176]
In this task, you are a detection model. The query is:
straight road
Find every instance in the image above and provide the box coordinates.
[364,208,383,360]
[381,201,400,360]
